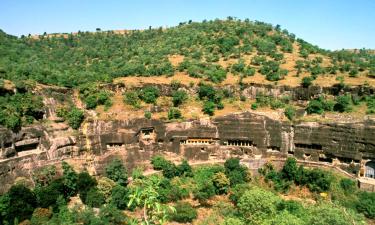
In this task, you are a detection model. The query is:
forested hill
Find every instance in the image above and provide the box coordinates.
[0,18,374,88]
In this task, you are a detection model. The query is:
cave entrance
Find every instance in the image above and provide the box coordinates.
[365,161,375,179]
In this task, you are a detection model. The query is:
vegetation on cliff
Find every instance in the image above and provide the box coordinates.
[0,157,374,224]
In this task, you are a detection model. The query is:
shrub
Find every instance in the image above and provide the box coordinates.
[151,155,170,170]
[177,160,193,177]
[172,90,188,106]
[62,161,78,197]
[5,185,37,223]
[229,183,251,205]
[85,188,105,208]
[238,188,281,223]
[309,203,363,225]
[198,83,216,101]
[212,172,230,194]
[171,202,197,223]
[168,107,182,120]
[224,158,248,186]
[162,162,179,179]
[340,178,356,193]
[203,101,216,116]
[123,91,140,108]
[76,172,97,203]
[284,106,296,120]
[144,110,152,119]
[139,86,160,104]
[36,178,66,209]
[306,99,324,114]
[222,217,245,225]
[251,103,258,110]
[66,107,84,129]
[97,177,116,202]
[193,181,216,205]
[301,76,314,87]
[334,94,352,112]
[110,185,130,210]
[105,158,128,186]
[281,157,299,181]
[99,204,128,224]
[357,192,375,219]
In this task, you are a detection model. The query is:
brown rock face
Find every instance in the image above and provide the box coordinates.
[1,111,375,193]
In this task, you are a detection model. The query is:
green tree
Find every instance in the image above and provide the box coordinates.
[172,90,188,107]
[6,184,37,223]
[105,158,128,186]
[66,107,84,129]
[301,76,313,87]
[139,86,160,104]
[62,161,78,197]
[238,188,281,224]
[168,107,182,120]
[170,202,197,223]
[203,101,216,116]
[284,106,296,121]
[128,177,175,225]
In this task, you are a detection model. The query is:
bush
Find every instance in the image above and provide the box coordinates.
[229,183,251,205]
[85,188,105,208]
[110,185,130,210]
[301,76,314,87]
[357,192,375,219]
[340,178,356,193]
[171,202,197,223]
[334,94,352,112]
[162,162,179,179]
[105,158,128,186]
[139,86,160,104]
[123,91,140,108]
[224,158,248,186]
[168,107,182,120]
[203,101,216,116]
[281,157,298,181]
[172,90,188,107]
[77,172,97,194]
[5,184,37,223]
[66,107,84,129]
[177,160,193,177]
[306,99,324,114]
[284,106,296,120]
[309,203,362,225]
[36,178,66,209]
[151,155,170,170]
[193,181,216,204]
[238,188,281,223]
[212,172,230,194]
[99,204,128,224]
[144,110,152,119]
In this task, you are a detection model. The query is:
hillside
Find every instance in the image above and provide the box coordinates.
[0,18,375,130]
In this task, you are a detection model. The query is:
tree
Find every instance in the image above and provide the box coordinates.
[105,158,128,186]
[168,107,182,120]
[6,184,37,223]
[139,86,160,104]
[301,76,313,87]
[193,181,216,205]
[123,91,141,108]
[151,155,170,170]
[128,177,175,225]
[85,188,105,208]
[170,202,197,223]
[66,107,84,129]
[172,90,188,107]
[357,192,375,219]
[334,94,352,112]
[144,110,152,119]
[281,157,298,181]
[212,172,230,194]
[110,185,131,210]
[203,101,216,116]
[62,161,78,197]
[177,160,193,177]
[284,106,296,121]
[238,188,281,224]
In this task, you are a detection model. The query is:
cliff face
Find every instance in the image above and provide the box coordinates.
[1,109,375,193]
